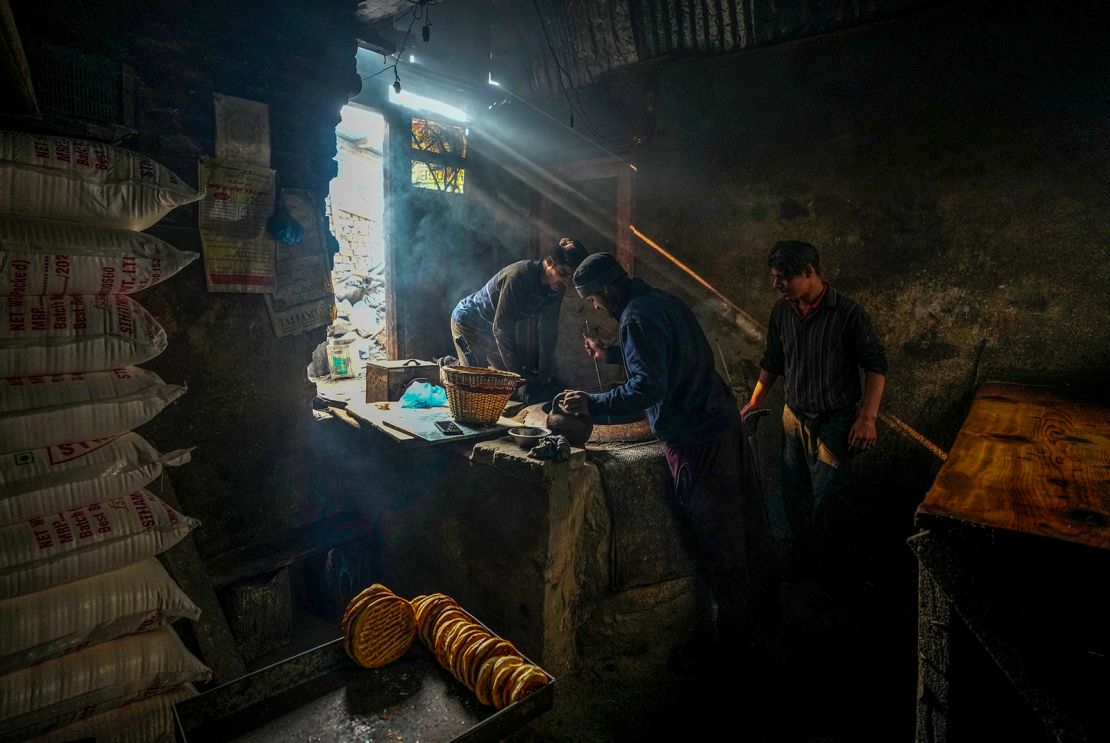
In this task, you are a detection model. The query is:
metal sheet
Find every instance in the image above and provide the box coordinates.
[175,636,554,743]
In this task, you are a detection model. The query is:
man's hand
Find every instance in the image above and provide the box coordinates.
[582,335,606,361]
[848,416,878,451]
[560,390,590,415]
[740,371,776,420]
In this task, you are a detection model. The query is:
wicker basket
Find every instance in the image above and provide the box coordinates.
[440,366,522,425]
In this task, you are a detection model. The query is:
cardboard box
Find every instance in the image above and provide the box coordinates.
[365,358,439,402]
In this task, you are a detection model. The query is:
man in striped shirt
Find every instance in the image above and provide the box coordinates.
[741,241,887,583]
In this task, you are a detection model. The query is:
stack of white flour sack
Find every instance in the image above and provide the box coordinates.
[0,131,212,742]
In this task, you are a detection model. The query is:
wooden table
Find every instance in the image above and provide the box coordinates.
[342,400,516,447]
[913,382,1110,743]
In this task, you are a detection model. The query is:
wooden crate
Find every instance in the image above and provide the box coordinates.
[365,358,438,402]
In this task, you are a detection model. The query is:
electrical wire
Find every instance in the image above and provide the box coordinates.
[531,0,600,137]
[530,0,609,144]
[359,2,421,87]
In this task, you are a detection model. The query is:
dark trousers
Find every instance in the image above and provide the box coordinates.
[664,425,775,647]
[450,307,501,370]
[779,404,854,581]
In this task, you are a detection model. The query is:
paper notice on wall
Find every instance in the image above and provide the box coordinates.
[197,158,276,293]
[214,94,270,167]
[264,189,334,337]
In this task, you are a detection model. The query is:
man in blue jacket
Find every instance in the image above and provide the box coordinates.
[450,239,587,399]
[561,253,774,662]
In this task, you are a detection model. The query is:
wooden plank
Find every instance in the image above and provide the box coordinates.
[154,473,247,684]
[615,169,634,276]
[0,0,40,116]
[326,405,362,430]
[205,512,374,589]
[344,400,514,446]
[917,382,1110,550]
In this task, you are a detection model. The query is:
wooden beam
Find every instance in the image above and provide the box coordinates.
[615,168,633,275]
[0,0,40,116]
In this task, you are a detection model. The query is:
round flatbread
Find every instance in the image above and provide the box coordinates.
[429,608,467,651]
[474,656,501,706]
[467,637,517,690]
[507,664,549,706]
[435,617,471,668]
[349,594,416,668]
[420,597,461,648]
[490,655,525,709]
[342,584,394,635]
[413,592,450,625]
[458,627,492,677]
[450,626,490,683]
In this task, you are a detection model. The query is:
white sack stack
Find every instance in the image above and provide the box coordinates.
[0,367,186,454]
[0,293,168,377]
[0,432,192,527]
[28,684,198,743]
[0,627,211,740]
[0,214,198,295]
[0,557,201,672]
[0,488,199,599]
[0,131,201,230]
[0,131,209,742]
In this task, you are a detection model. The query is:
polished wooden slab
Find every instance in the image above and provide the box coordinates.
[917,382,1110,550]
[344,400,515,446]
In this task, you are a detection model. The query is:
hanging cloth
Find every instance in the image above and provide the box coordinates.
[267,174,305,244]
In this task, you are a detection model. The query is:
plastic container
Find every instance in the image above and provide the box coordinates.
[328,338,356,379]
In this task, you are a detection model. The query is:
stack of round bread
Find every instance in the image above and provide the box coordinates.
[411,593,550,709]
[341,584,416,669]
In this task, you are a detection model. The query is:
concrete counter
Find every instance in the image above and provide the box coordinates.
[335,423,698,677]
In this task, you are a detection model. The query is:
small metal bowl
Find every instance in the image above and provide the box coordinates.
[508,426,550,448]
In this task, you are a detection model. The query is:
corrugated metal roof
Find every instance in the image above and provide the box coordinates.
[521,0,953,95]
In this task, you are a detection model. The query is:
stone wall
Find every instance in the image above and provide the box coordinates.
[491,1,1110,578]
[628,2,1110,569]
[7,0,359,557]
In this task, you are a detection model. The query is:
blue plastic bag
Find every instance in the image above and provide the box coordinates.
[399,380,448,408]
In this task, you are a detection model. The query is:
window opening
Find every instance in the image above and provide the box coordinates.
[314,104,388,402]
[410,117,467,194]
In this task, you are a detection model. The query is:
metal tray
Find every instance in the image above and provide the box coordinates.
[174,630,554,743]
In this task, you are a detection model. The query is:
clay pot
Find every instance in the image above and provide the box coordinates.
[546,392,594,448]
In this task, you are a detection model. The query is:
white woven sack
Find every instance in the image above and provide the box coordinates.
[0,367,185,454]
[30,684,197,743]
[0,294,167,377]
[0,131,201,231]
[0,558,200,673]
[0,627,210,741]
[0,489,199,599]
[0,215,198,296]
[0,433,191,527]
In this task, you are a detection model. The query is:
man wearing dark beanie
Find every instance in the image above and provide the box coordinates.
[562,253,775,666]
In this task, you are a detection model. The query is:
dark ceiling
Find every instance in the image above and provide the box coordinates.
[357,0,960,100]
